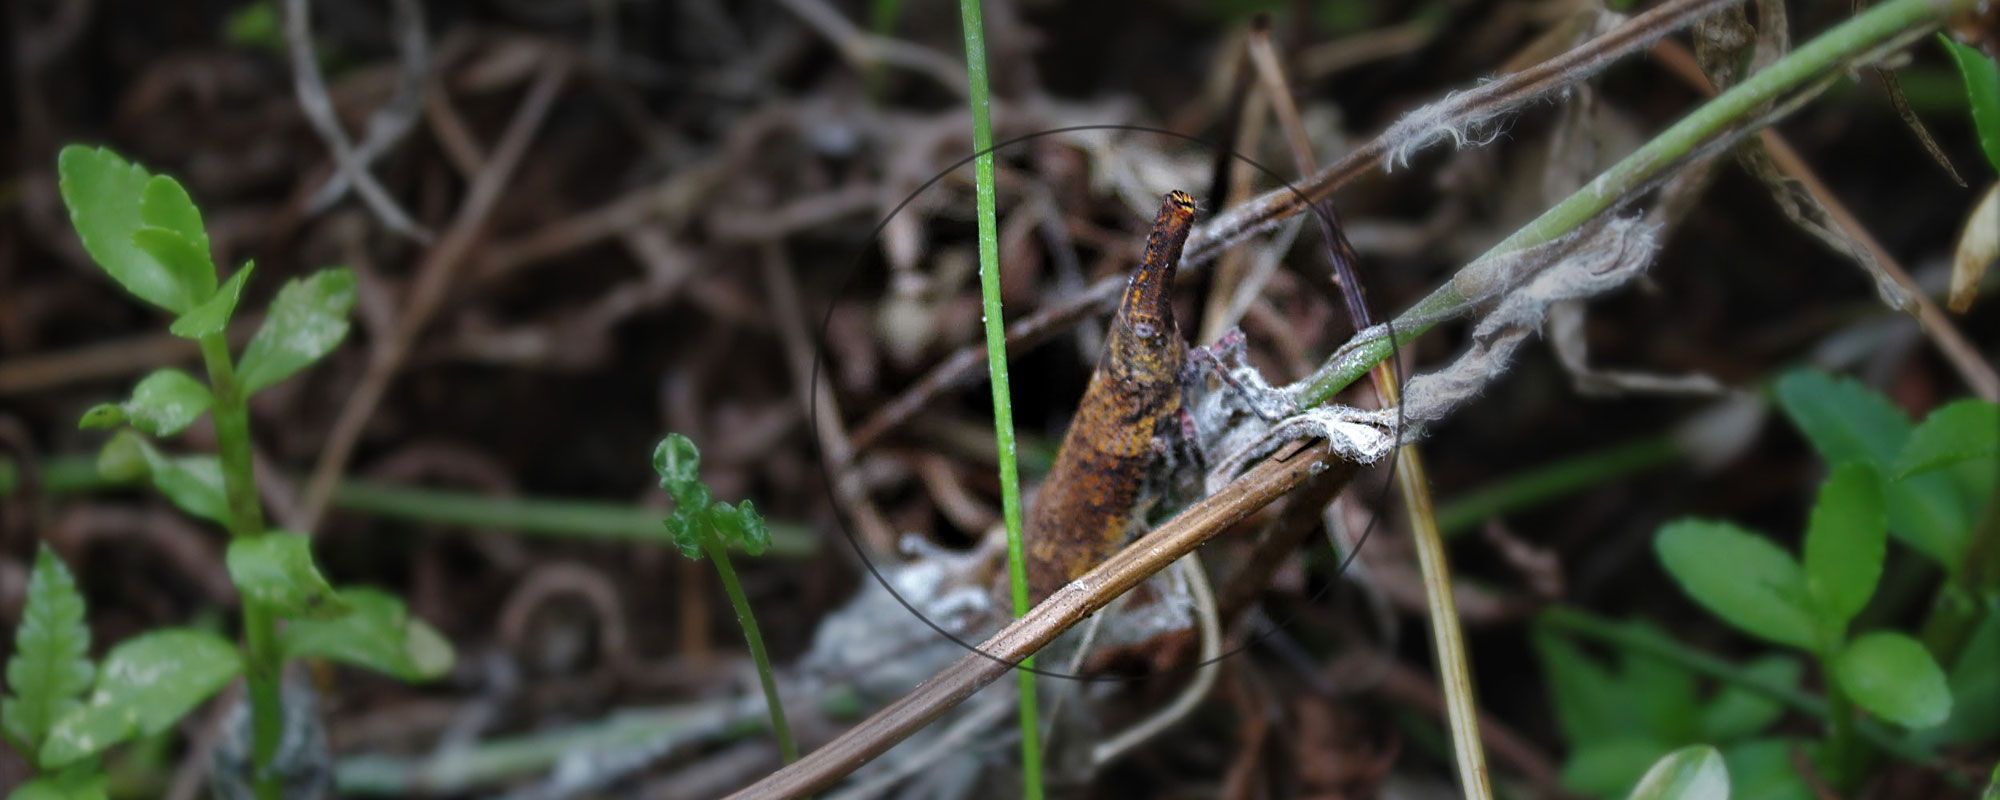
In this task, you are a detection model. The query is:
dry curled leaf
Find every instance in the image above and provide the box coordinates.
[1952,181,2000,313]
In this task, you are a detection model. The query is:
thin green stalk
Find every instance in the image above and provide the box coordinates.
[1921,490,2000,661]
[1436,436,1680,536]
[955,0,1043,795]
[1820,648,1861,789]
[0,456,818,557]
[1299,0,1973,407]
[197,333,283,800]
[701,535,799,764]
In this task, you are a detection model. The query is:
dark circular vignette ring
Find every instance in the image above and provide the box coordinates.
[808,123,1407,682]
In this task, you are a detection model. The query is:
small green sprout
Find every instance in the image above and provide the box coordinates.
[651,434,796,764]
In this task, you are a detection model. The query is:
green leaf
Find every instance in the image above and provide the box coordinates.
[1621,626,1700,743]
[1624,744,1728,800]
[1534,626,1628,744]
[1697,657,1800,741]
[77,404,124,431]
[1835,631,1952,729]
[236,267,356,393]
[1802,462,1886,629]
[280,587,453,682]
[139,449,228,526]
[1655,520,1818,650]
[96,432,227,524]
[128,228,213,307]
[652,434,702,496]
[93,430,149,483]
[1561,738,1669,797]
[169,261,254,339]
[710,500,771,557]
[8,766,109,800]
[1929,612,2000,744]
[664,504,705,560]
[1942,35,2000,173]
[39,629,241,768]
[1721,739,1815,800]
[137,175,209,257]
[56,147,210,313]
[2,547,95,754]
[121,369,213,438]
[1895,399,2000,479]
[1774,370,1971,567]
[225,533,347,620]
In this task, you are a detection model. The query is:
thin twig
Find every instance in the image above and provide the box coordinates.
[299,57,572,530]
[283,0,434,243]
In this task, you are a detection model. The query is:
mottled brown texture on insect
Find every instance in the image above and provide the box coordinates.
[1025,190,1196,601]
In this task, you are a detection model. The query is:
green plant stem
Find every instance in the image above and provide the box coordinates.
[1540,607,1946,771]
[956,0,1043,796]
[1435,435,1680,536]
[1298,0,1972,407]
[0,457,818,557]
[197,333,283,800]
[700,534,799,765]
[1820,649,1861,789]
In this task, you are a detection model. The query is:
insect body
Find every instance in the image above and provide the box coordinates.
[1024,190,1197,601]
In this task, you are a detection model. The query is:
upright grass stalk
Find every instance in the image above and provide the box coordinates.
[1298,0,1974,407]
[955,0,1043,796]
[196,332,285,800]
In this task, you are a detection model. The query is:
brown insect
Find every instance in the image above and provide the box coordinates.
[1025,190,1198,601]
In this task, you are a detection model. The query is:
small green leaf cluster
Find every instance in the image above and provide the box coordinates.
[1537,618,1809,798]
[1542,370,1998,797]
[6,146,456,796]
[652,433,772,560]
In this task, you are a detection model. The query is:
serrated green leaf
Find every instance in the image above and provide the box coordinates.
[1562,738,1669,797]
[1803,462,1886,629]
[652,434,702,496]
[1774,370,1971,567]
[1835,631,1952,729]
[169,261,254,339]
[1896,399,2000,479]
[2,547,95,754]
[225,533,347,620]
[1656,520,1818,650]
[77,404,124,431]
[1942,35,2000,173]
[1721,739,1815,800]
[1697,657,1800,741]
[39,629,240,769]
[279,588,453,682]
[1624,744,1728,800]
[236,267,355,393]
[56,147,207,313]
[120,369,212,438]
